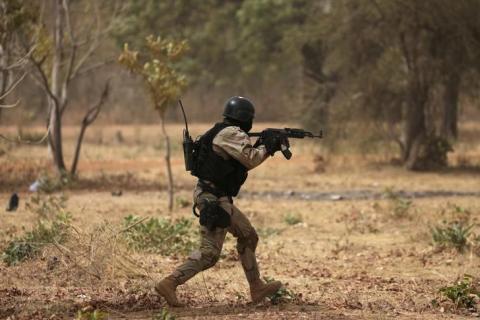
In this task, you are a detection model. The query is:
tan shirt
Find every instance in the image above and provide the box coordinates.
[212,126,269,170]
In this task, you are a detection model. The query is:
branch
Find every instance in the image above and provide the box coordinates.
[29,55,61,110]
[62,0,77,85]
[0,45,37,71]
[0,100,20,109]
[76,59,114,77]
[70,79,110,175]
[0,72,26,100]
[69,0,101,80]
[84,79,110,126]
[69,0,121,80]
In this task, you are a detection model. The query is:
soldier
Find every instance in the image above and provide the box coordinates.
[156,96,285,307]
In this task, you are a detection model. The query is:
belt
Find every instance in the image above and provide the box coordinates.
[193,180,233,217]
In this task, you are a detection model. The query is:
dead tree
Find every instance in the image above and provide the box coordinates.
[26,0,120,176]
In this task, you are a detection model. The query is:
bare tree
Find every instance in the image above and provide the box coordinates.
[25,0,120,177]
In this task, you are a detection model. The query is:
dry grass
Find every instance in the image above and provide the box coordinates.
[1,122,480,319]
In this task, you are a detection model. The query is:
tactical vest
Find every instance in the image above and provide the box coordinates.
[191,123,248,197]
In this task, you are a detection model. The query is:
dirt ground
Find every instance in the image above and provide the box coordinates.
[0,123,479,319]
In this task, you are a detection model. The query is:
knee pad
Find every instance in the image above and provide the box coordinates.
[200,249,221,270]
[237,231,259,254]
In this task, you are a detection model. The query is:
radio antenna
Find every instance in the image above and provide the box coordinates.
[178,100,189,132]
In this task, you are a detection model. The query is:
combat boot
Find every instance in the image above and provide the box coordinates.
[155,276,185,307]
[250,279,282,303]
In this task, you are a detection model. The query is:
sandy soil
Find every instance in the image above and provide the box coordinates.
[0,123,479,319]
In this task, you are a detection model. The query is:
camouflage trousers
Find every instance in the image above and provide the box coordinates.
[170,187,260,285]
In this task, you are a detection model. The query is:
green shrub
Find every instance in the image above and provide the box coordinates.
[257,227,282,238]
[283,213,302,226]
[2,212,71,266]
[175,196,191,208]
[153,308,176,320]
[383,188,412,218]
[439,275,480,310]
[431,222,474,252]
[26,193,69,219]
[263,277,295,305]
[123,215,196,255]
[32,173,76,193]
[75,309,109,320]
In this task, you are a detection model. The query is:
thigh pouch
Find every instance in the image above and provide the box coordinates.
[193,199,231,231]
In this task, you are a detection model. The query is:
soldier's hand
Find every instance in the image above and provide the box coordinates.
[262,131,283,156]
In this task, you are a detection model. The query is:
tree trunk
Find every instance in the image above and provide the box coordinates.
[0,68,7,122]
[48,0,67,175]
[160,115,174,212]
[441,73,460,140]
[70,122,87,176]
[70,81,109,176]
[403,83,428,170]
[0,42,10,122]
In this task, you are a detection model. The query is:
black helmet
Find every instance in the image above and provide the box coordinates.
[223,96,255,123]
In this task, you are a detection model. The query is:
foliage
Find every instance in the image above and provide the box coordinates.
[175,196,191,209]
[118,35,188,116]
[26,193,68,219]
[264,276,295,305]
[29,173,76,193]
[75,309,109,320]
[283,213,302,226]
[431,222,474,252]
[115,0,304,88]
[257,227,282,238]
[2,194,71,266]
[298,0,480,168]
[439,275,480,310]
[2,215,70,265]
[152,308,176,320]
[122,215,195,255]
[383,188,413,219]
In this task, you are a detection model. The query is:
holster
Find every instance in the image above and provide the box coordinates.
[193,199,231,231]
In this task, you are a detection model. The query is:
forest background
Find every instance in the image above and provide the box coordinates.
[2,0,480,172]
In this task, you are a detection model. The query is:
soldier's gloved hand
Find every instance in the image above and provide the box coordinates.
[262,131,283,156]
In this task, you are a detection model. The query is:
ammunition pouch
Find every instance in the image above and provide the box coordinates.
[193,200,231,231]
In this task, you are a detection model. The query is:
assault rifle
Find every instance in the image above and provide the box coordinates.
[249,128,323,160]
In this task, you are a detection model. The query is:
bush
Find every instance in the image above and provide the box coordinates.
[122,215,196,255]
[283,213,302,226]
[383,188,412,219]
[439,275,480,310]
[153,308,176,320]
[75,309,109,320]
[257,227,282,238]
[41,173,76,193]
[26,194,69,219]
[431,222,474,252]
[2,194,71,266]
[2,212,71,266]
[264,277,295,305]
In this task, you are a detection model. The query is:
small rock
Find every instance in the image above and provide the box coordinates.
[6,193,19,212]
[330,194,343,201]
[111,190,123,197]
